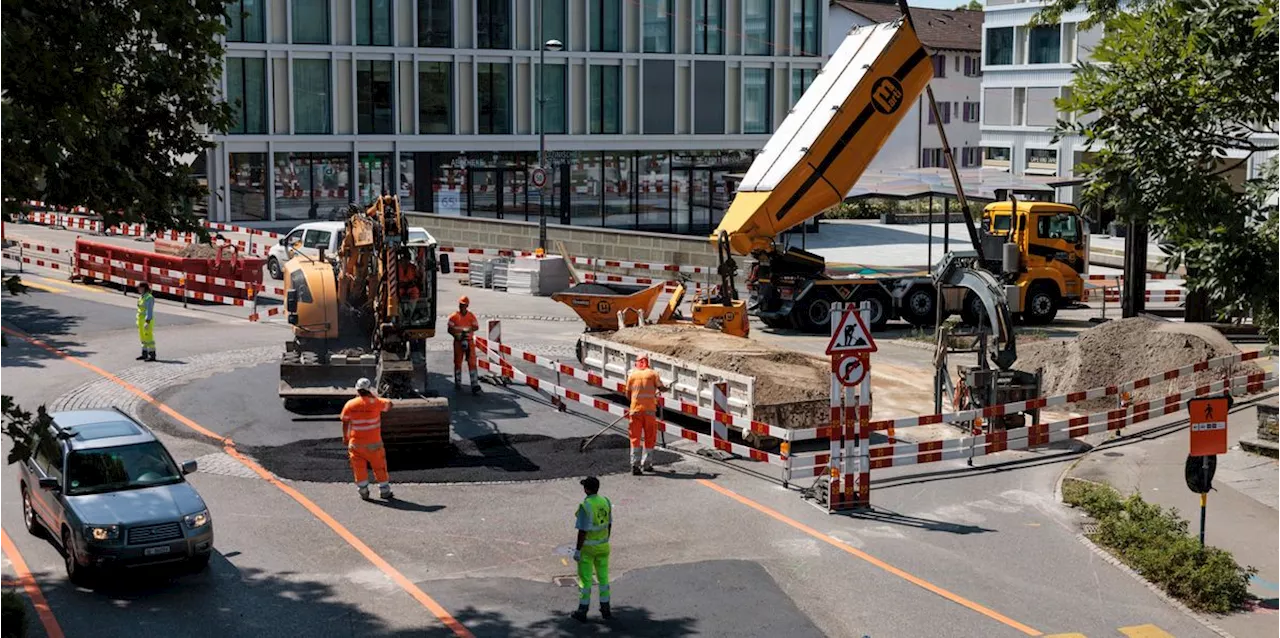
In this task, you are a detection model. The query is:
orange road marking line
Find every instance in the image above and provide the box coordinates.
[2,529,66,638]
[1,326,474,638]
[696,479,1042,637]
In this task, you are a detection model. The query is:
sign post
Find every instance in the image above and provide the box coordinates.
[1187,395,1229,546]
[824,302,878,512]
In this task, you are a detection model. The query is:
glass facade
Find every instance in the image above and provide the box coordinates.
[744,0,772,55]
[791,68,817,106]
[590,65,621,134]
[590,0,622,52]
[229,153,268,221]
[292,0,329,44]
[792,0,820,56]
[476,0,510,50]
[417,0,451,47]
[694,0,724,54]
[274,153,352,220]
[226,0,264,43]
[1028,26,1062,64]
[477,63,511,134]
[227,57,267,134]
[743,68,771,133]
[542,0,567,45]
[293,59,331,134]
[986,27,1014,65]
[358,153,395,201]
[357,60,394,134]
[642,0,672,53]
[418,62,451,134]
[539,64,567,134]
[355,0,393,46]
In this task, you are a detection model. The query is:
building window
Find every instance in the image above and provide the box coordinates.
[1025,148,1058,174]
[293,59,331,134]
[476,0,510,50]
[642,0,672,52]
[986,27,1013,66]
[542,0,567,46]
[744,0,772,55]
[921,148,946,168]
[357,60,394,134]
[477,62,511,134]
[274,153,351,220]
[743,68,771,133]
[590,0,621,52]
[932,54,947,78]
[539,64,567,134]
[590,65,621,134]
[228,153,268,221]
[694,0,724,54]
[226,58,267,134]
[960,147,982,168]
[418,62,451,133]
[791,68,817,106]
[1061,23,1078,64]
[293,0,330,44]
[984,146,1012,169]
[417,0,452,47]
[963,55,981,77]
[1028,25,1062,64]
[928,101,952,125]
[962,102,980,123]
[356,0,393,45]
[792,0,820,56]
[226,0,264,43]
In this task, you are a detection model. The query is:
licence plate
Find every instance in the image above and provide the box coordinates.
[144,546,170,556]
[779,288,794,300]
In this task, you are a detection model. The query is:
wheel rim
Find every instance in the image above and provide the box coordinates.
[869,299,885,324]
[269,259,280,277]
[22,490,33,528]
[808,298,831,326]
[1031,293,1053,316]
[909,292,932,315]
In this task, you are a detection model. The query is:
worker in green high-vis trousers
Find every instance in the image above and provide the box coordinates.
[136,282,156,361]
[571,476,612,622]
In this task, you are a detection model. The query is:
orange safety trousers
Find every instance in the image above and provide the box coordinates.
[348,442,389,485]
[453,339,477,370]
[629,412,658,450]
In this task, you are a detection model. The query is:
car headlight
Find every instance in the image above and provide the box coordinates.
[84,525,120,542]
[183,509,210,529]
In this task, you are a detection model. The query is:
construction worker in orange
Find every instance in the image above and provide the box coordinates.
[397,247,422,321]
[447,295,481,394]
[341,378,394,500]
[625,355,668,475]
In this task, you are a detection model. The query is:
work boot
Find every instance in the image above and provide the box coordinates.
[642,463,654,473]
[600,603,612,620]
[571,607,589,623]
[379,484,394,500]
[136,349,147,361]
[358,485,371,500]
[146,351,157,362]
[631,465,643,476]
[471,384,482,396]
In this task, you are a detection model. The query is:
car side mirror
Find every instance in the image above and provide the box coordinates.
[181,460,198,475]
[279,237,287,246]
[38,477,59,491]
[439,254,451,275]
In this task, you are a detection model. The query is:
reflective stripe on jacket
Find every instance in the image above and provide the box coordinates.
[626,369,661,414]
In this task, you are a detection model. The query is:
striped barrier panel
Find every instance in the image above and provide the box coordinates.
[75,254,251,306]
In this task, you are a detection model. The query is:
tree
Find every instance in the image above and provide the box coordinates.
[955,0,983,10]
[1,0,234,461]
[1036,0,1279,340]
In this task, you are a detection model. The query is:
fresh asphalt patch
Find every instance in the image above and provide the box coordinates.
[243,433,679,484]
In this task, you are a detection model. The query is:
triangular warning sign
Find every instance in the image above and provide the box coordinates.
[826,306,878,355]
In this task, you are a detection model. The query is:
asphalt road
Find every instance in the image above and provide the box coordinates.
[0,269,1239,638]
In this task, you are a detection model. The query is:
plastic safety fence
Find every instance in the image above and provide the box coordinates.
[74,254,251,306]
[787,371,1277,476]
[19,210,276,257]
[2,241,74,273]
[788,350,1264,442]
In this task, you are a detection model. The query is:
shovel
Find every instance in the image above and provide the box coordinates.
[579,412,629,453]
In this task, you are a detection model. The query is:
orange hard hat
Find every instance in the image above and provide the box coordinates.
[459,295,470,305]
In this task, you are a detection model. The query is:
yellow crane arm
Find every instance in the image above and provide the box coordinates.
[713,18,933,256]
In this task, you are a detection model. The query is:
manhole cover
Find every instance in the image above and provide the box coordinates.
[553,576,577,588]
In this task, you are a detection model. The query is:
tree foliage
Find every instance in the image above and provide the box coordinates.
[955,0,984,10]
[1,397,51,465]
[1038,0,1279,340]
[1,0,234,232]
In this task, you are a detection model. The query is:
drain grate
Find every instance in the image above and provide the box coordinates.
[553,576,577,588]
[1082,521,1100,535]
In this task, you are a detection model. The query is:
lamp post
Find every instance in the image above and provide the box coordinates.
[538,32,564,251]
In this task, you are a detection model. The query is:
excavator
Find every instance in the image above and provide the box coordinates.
[277,194,453,450]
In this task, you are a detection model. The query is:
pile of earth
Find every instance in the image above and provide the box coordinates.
[600,324,830,429]
[1015,316,1259,412]
[176,243,223,259]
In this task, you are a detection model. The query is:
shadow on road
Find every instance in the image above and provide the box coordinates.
[1,296,92,366]
[840,506,997,535]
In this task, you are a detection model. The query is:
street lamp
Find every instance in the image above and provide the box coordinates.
[538,35,564,251]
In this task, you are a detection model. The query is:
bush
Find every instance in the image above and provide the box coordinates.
[1062,479,1256,613]
[1,591,28,638]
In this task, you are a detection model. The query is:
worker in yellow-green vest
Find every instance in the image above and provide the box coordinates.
[571,476,612,623]
[136,282,156,362]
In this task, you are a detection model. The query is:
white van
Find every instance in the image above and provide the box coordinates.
[266,221,436,280]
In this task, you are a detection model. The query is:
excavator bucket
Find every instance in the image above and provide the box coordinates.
[551,282,667,331]
[381,397,451,450]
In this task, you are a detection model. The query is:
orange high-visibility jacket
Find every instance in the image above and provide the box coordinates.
[341,396,392,445]
[626,368,662,414]
[448,310,479,338]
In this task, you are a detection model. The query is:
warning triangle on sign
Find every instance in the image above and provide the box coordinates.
[826,306,878,355]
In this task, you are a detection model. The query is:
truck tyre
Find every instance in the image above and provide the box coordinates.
[852,289,892,332]
[790,292,834,334]
[960,291,988,327]
[761,315,789,330]
[901,285,942,327]
[267,257,283,280]
[1023,282,1060,325]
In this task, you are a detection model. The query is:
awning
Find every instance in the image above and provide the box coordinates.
[845,168,1066,200]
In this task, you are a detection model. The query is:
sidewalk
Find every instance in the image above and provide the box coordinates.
[1069,396,1280,638]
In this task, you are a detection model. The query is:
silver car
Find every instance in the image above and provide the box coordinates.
[17,408,213,585]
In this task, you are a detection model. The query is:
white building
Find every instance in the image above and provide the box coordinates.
[827,1,984,173]
[209,0,833,234]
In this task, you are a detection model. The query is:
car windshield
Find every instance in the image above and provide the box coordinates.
[65,442,182,495]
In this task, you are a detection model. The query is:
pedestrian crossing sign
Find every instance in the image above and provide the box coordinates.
[1188,396,1229,456]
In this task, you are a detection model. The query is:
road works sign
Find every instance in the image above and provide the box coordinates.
[834,353,868,387]
[1188,396,1229,456]
[825,306,878,355]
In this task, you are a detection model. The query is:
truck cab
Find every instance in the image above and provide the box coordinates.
[980,200,1088,324]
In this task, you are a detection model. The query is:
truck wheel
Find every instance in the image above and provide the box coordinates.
[852,290,892,332]
[267,257,283,280]
[1023,283,1059,325]
[791,293,834,334]
[761,315,789,330]
[960,291,988,327]
[901,285,942,327]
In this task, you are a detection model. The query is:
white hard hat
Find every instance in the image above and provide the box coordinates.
[355,378,374,392]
